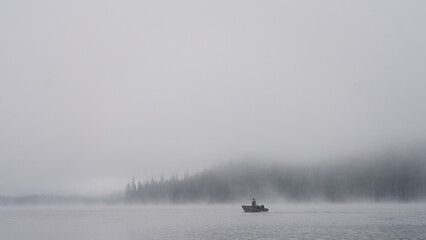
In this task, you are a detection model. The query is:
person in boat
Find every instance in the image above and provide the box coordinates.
[252,198,257,208]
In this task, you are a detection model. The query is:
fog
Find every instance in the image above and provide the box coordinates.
[1,1,425,197]
[124,154,426,204]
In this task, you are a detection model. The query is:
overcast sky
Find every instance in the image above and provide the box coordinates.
[1,0,425,196]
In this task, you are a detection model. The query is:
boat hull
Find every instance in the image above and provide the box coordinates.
[242,205,268,212]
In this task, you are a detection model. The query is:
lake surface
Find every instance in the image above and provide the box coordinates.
[1,203,425,239]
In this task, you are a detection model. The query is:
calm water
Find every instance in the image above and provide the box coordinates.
[1,203,425,239]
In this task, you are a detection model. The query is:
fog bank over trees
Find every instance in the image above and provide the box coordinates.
[126,153,426,203]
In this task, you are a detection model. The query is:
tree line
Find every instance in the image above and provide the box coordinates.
[125,153,426,203]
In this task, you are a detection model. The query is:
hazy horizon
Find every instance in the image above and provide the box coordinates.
[1,0,426,196]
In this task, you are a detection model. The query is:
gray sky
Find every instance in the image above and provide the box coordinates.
[1,0,425,196]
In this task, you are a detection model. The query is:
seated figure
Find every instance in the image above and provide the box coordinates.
[252,198,257,208]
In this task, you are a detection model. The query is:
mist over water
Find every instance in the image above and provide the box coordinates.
[1,0,426,238]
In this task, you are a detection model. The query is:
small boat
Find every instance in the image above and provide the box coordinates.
[242,205,268,212]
